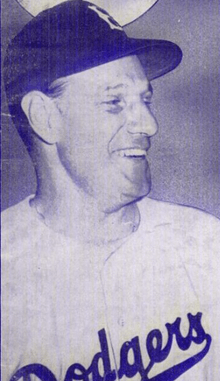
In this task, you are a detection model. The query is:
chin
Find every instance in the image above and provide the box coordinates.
[100,188,149,214]
[122,162,152,200]
[112,177,151,210]
[121,183,151,205]
[98,170,152,213]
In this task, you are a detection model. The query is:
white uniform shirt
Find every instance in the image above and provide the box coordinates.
[2,196,220,380]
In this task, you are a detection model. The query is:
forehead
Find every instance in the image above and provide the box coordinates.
[60,55,151,94]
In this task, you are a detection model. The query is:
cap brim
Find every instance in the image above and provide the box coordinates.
[115,38,182,80]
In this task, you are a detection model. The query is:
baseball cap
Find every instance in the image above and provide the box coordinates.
[4,0,182,112]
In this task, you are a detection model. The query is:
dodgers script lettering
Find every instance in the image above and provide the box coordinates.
[10,312,211,381]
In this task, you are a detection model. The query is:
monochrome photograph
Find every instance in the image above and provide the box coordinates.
[1,0,220,380]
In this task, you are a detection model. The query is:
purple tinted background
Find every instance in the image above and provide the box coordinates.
[2,0,220,217]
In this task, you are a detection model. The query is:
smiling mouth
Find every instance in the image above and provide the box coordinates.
[114,148,147,159]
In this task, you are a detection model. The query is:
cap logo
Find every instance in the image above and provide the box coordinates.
[88,4,123,31]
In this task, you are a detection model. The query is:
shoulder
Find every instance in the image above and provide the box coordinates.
[139,197,220,250]
[1,196,42,292]
[1,196,36,255]
[135,197,220,310]
[2,195,35,228]
[139,196,219,226]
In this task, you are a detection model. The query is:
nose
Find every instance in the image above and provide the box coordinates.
[126,102,158,137]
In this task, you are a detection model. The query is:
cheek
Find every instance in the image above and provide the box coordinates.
[59,109,95,151]
[59,104,126,164]
[97,113,126,151]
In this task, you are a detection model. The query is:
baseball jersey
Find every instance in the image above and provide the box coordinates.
[2,195,220,380]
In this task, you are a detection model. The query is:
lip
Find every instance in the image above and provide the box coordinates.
[111,146,150,160]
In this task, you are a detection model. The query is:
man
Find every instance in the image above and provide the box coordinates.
[2,1,220,380]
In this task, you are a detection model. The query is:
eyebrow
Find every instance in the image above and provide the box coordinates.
[104,82,153,95]
[104,84,128,91]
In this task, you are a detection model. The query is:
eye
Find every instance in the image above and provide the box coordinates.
[102,97,124,114]
[106,99,121,106]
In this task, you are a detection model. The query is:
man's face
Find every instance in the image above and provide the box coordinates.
[55,55,158,213]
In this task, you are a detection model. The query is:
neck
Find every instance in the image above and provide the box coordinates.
[32,154,141,247]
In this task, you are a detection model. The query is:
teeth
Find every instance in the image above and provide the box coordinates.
[116,149,147,158]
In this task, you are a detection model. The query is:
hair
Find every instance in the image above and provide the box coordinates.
[46,78,68,100]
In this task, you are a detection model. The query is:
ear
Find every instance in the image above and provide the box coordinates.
[21,91,60,144]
